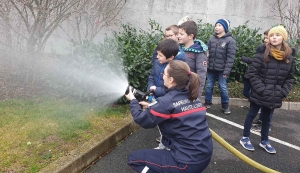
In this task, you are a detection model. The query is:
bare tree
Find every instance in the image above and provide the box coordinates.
[267,0,300,48]
[0,0,90,53]
[60,0,126,43]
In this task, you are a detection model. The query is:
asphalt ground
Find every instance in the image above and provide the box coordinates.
[84,105,300,173]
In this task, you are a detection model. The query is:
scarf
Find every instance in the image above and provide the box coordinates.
[270,48,284,61]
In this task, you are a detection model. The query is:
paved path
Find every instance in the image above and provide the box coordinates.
[85,105,300,173]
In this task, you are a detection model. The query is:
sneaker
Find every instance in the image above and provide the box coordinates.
[223,107,231,114]
[204,101,212,109]
[240,137,255,151]
[155,136,161,143]
[222,103,230,114]
[250,125,261,132]
[260,140,276,154]
[252,119,262,126]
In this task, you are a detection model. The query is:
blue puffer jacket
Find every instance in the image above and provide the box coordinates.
[129,87,213,164]
[147,49,186,97]
[181,39,208,99]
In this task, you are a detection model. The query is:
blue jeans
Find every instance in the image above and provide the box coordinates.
[243,102,274,141]
[205,71,229,104]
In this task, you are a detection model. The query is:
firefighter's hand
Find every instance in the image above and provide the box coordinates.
[125,86,136,101]
[150,86,157,91]
[139,101,150,109]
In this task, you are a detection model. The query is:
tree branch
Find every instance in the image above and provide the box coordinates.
[9,0,30,31]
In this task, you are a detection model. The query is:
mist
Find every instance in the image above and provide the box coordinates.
[0,43,129,105]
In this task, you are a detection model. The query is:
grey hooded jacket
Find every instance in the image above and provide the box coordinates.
[207,32,237,76]
[181,39,208,99]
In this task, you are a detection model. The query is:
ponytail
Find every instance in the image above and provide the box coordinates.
[168,60,200,101]
[188,72,200,101]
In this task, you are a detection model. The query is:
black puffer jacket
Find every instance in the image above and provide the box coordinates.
[207,32,237,75]
[248,45,295,109]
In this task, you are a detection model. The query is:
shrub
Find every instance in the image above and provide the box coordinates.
[196,19,215,44]
[288,38,300,83]
[113,19,164,91]
[230,22,262,82]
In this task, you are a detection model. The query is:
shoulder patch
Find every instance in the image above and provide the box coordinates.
[148,101,158,107]
[203,61,207,66]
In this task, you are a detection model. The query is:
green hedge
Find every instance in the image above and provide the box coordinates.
[58,19,299,102]
[113,19,164,91]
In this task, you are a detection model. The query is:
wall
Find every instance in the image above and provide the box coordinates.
[118,0,279,32]
[45,0,280,54]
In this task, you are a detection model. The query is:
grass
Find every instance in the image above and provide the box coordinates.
[0,97,132,173]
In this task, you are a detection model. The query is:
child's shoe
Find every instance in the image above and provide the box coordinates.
[240,137,255,151]
[260,140,276,154]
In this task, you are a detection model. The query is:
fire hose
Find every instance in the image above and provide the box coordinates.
[210,128,280,173]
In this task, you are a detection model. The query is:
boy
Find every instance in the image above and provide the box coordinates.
[204,19,237,114]
[147,25,186,98]
[178,20,208,101]
[147,38,186,147]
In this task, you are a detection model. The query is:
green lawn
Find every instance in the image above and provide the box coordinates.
[0,97,132,172]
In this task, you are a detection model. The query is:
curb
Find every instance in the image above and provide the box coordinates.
[44,97,299,173]
[204,96,300,111]
[40,121,139,173]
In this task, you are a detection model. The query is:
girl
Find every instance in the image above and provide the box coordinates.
[240,26,295,154]
[125,60,213,173]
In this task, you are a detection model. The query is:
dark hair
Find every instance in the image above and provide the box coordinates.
[167,60,200,101]
[165,25,179,35]
[263,29,270,35]
[178,20,198,39]
[264,41,292,63]
[156,39,179,59]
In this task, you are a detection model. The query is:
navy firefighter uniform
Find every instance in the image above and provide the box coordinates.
[127,87,213,173]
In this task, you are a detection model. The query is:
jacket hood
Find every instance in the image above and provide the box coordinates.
[181,39,208,53]
[174,49,185,61]
[256,44,297,56]
[213,31,233,38]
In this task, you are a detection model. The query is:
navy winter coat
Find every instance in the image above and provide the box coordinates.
[181,39,208,98]
[242,44,296,79]
[147,49,186,97]
[207,32,237,76]
[248,45,295,109]
[129,87,213,164]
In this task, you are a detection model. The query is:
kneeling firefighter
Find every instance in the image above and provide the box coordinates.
[125,60,213,173]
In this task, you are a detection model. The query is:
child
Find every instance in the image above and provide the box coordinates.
[242,29,270,100]
[204,19,237,114]
[178,20,208,101]
[242,29,271,132]
[126,60,213,173]
[240,25,295,154]
[147,36,186,147]
[147,25,186,98]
